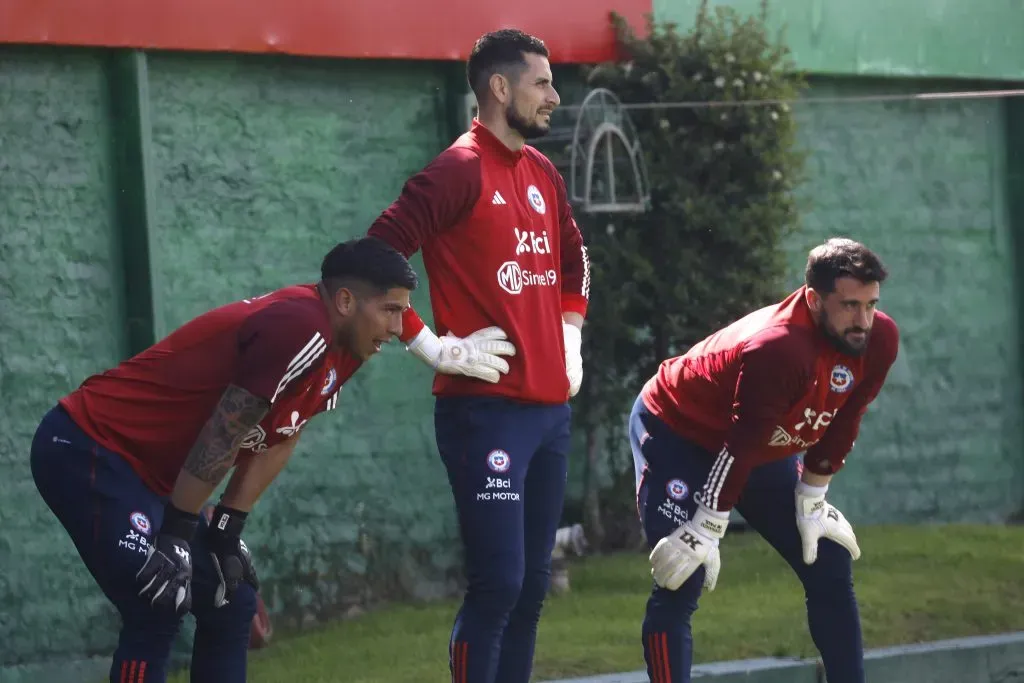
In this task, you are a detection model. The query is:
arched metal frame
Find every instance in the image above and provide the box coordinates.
[568,88,651,214]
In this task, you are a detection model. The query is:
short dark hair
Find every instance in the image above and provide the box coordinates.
[320,237,418,296]
[805,238,888,293]
[467,29,549,100]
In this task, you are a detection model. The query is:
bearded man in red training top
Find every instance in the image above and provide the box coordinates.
[631,238,899,683]
[30,237,417,683]
[368,28,590,683]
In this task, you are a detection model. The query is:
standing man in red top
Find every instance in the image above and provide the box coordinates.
[30,237,417,683]
[368,29,590,683]
[630,239,898,683]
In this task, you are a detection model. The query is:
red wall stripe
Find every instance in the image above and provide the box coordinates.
[0,0,651,63]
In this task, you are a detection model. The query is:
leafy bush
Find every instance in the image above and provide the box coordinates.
[567,1,808,550]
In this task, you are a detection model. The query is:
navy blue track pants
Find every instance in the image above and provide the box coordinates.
[629,396,864,683]
[435,395,571,683]
[30,405,257,683]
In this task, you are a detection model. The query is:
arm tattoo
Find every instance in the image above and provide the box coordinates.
[183,384,270,485]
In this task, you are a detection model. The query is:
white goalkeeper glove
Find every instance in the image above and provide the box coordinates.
[649,500,729,592]
[794,481,861,565]
[563,322,583,397]
[406,326,516,384]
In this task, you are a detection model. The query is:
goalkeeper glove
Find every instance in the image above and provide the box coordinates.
[406,326,516,384]
[136,502,198,617]
[794,481,861,564]
[563,322,583,397]
[649,500,729,592]
[206,504,260,608]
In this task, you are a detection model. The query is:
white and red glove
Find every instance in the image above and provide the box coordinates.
[649,500,730,592]
[794,481,861,564]
[563,322,583,397]
[406,326,516,384]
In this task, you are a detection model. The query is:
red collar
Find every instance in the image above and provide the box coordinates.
[470,119,524,167]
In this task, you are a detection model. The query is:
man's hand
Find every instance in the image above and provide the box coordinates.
[206,504,260,608]
[136,502,199,616]
[649,502,729,592]
[563,322,583,397]
[406,326,516,383]
[795,481,861,564]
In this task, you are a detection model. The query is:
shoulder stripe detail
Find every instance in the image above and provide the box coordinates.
[271,332,328,404]
[286,332,327,373]
[581,245,591,299]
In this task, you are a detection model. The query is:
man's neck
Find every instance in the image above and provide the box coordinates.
[316,281,344,350]
[477,112,526,152]
[315,280,331,308]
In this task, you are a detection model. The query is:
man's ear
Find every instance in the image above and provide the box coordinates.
[490,72,511,104]
[805,287,822,313]
[334,287,356,316]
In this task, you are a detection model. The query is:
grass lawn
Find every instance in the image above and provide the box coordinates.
[169,524,1024,683]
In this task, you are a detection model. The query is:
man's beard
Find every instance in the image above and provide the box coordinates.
[506,102,549,140]
[819,309,871,356]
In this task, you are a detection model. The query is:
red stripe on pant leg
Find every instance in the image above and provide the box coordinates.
[461,642,468,683]
[646,635,656,683]
[138,661,147,683]
[657,633,669,683]
[660,632,672,682]
[120,661,127,683]
[452,642,460,683]
[128,660,137,683]
[651,632,670,683]
[648,634,662,683]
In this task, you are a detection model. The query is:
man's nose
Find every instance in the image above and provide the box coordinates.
[855,309,871,329]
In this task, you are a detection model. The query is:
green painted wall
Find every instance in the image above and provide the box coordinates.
[0,48,127,680]
[653,0,1024,81]
[784,78,1023,523]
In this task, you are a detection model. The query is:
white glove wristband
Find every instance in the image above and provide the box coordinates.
[405,327,442,369]
[795,481,829,518]
[795,481,829,498]
[562,322,583,397]
[562,322,581,353]
[692,503,730,541]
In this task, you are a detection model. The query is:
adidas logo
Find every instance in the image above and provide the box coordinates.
[492,191,507,205]
[769,426,792,447]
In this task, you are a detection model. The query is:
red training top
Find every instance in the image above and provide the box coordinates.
[60,284,361,496]
[641,286,899,512]
[369,119,590,405]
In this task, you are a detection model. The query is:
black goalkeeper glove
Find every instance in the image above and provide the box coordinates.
[136,502,199,617]
[206,504,260,608]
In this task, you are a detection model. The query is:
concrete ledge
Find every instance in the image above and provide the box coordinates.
[539,657,818,683]
[543,632,1024,683]
[862,632,1024,683]
[691,656,818,682]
